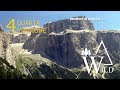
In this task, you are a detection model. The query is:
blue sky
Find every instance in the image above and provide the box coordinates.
[0,11,120,31]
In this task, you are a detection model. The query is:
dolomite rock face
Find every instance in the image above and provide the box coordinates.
[0,30,16,67]
[10,34,30,44]
[44,16,94,33]
[23,30,120,68]
[22,16,120,68]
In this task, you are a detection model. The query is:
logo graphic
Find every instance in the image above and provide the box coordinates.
[81,40,114,74]
[6,18,49,38]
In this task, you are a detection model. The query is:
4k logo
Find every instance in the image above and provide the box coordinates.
[81,40,114,74]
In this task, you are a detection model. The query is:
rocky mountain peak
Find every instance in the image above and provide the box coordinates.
[44,16,94,33]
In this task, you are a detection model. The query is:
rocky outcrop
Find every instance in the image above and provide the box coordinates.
[23,30,120,68]
[14,54,76,79]
[10,33,30,44]
[0,57,26,79]
[44,16,94,33]
[0,30,15,67]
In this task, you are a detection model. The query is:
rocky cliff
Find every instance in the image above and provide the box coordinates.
[23,30,120,68]
[10,33,30,44]
[44,16,94,33]
[0,30,15,67]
